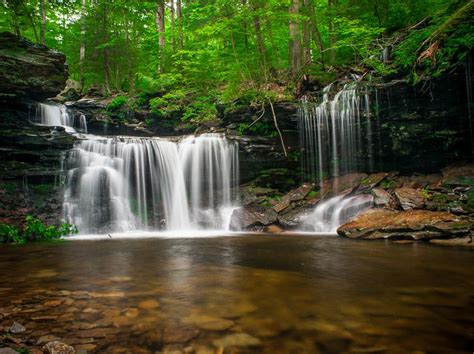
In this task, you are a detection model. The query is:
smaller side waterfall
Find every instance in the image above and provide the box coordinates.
[298,83,376,233]
[298,83,374,191]
[37,102,88,133]
[302,194,373,233]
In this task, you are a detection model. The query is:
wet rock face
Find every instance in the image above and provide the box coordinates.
[394,187,425,210]
[0,32,67,101]
[230,204,278,231]
[374,71,473,173]
[337,164,474,243]
[337,209,471,240]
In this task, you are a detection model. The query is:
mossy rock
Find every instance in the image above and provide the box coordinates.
[254,168,301,191]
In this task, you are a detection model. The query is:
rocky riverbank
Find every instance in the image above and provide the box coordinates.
[229,164,474,246]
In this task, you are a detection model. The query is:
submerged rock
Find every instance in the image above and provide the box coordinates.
[0,349,18,354]
[42,341,75,354]
[212,333,262,348]
[338,209,472,240]
[162,326,199,344]
[9,321,25,334]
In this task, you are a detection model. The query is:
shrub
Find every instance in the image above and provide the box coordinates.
[0,224,22,244]
[107,96,128,111]
[0,216,78,244]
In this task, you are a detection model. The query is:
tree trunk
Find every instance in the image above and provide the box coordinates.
[176,0,183,49]
[170,0,175,52]
[241,0,249,50]
[328,0,337,64]
[20,2,39,43]
[156,0,165,73]
[289,0,302,76]
[308,0,324,65]
[124,7,134,93]
[40,0,46,45]
[253,13,268,79]
[80,0,86,88]
[102,3,111,93]
[302,0,311,66]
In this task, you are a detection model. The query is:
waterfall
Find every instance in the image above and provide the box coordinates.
[38,102,88,133]
[298,83,375,232]
[63,134,239,234]
[301,194,373,233]
[298,83,373,191]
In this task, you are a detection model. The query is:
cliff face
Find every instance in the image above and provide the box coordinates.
[0,33,71,227]
[0,32,67,101]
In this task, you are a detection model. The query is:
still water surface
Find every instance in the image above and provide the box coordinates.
[0,235,473,353]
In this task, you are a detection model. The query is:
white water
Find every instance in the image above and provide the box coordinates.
[299,83,375,232]
[38,102,88,133]
[63,134,239,234]
[302,194,373,233]
[299,83,373,190]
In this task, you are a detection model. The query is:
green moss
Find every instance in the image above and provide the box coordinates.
[0,182,17,195]
[380,180,397,189]
[432,193,449,204]
[32,184,53,195]
[443,176,474,188]
[465,190,474,213]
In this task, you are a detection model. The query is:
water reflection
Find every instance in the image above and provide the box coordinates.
[0,235,472,353]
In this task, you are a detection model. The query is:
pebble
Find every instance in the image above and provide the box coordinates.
[9,321,26,334]
[42,341,75,354]
[212,333,261,348]
[44,300,62,307]
[138,299,160,310]
[37,335,61,345]
[0,348,19,354]
[162,326,200,344]
[183,314,234,331]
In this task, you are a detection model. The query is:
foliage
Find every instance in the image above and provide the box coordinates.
[237,121,277,137]
[107,96,128,111]
[0,224,22,244]
[0,216,78,244]
[393,1,474,81]
[32,184,52,194]
[0,0,469,123]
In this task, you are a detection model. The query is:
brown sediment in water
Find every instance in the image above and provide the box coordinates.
[0,235,473,353]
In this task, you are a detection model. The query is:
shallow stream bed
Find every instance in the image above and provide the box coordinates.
[0,235,473,353]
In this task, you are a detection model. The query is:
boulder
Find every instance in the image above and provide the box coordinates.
[273,183,313,213]
[372,188,393,208]
[394,187,425,210]
[0,32,67,101]
[321,173,368,197]
[338,209,472,240]
[55,79,82,102]
[230,204,277,230]
[441,164,474,188]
